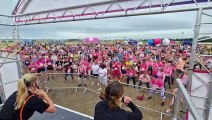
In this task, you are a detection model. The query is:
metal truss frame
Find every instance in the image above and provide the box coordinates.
[0,0,211,26]
[0,0,211,120]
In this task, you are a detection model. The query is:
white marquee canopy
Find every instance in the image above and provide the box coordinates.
[6,0,212,26]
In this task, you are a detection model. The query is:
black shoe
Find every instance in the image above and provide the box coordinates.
[161,102,165,106]
[147,96,152,100]
[78,84,81,87]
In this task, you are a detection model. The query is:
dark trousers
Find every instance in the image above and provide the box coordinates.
[171,76,174,85]
[138,81,150,89]
[127,76,136,86]
[65,73,74,81]
[194,63,202,70]
[148,66,153,76]
[164,76,171,89]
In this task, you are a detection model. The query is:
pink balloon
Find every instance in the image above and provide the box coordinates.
[154,38,162,44]
[170,40,175,45]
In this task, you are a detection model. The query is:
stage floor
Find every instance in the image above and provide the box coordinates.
[30,104,93,120]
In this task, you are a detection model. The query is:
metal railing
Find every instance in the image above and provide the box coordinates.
[35,72,174,120]
[172,79,204,120]
[0,70,175,120]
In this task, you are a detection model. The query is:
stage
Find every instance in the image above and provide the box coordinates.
[30,105,93,120]
[0,104,93,120]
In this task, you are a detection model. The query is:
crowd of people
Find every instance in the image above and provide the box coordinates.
[20,41,211,107]
[0,40,211,120]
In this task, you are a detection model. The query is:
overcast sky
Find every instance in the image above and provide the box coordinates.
[0,0,212,39]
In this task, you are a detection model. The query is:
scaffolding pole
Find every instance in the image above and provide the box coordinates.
[204,74,212,120]
[182,8,203,120]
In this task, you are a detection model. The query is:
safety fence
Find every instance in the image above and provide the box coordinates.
[34,72,174,120]
[0,69,174,120]
[173,56,212,120]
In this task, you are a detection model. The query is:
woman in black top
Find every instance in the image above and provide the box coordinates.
[94,81,143,120]
[0,73,56,120]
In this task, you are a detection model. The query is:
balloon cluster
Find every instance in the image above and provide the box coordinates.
[147,38,171,46]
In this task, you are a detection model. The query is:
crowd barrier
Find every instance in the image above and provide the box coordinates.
[0,51,175,120]
[35,72,174,120]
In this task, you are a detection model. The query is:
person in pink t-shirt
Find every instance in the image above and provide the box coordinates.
[152,60,159,77]
[138,71,151,89]
[83,59,91,77]
[78,62,87,87]
[112,59,121,80]
[126,67,137,86]
[148,75,166,106]
[46,55,54,80]
[146,58,153,76]
[164,61,173,89]
[36,56,45,73]
[140,60,147,74]
[158,60,164,68]
[28,61,37,73]
[35,56,46,83]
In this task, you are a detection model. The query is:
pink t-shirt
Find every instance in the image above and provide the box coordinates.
[158,61,164,67]
[139,74,150,83]
[140,64,147,71]
[46,58,53,66]
[113,62,121,71]
[127,70,136,77]
[36,59,45,68]
[95,52,99,57]
[84,61,91,70]
[79,66,86,74]
[157,71,164,81]
[164,66,173,76]
[146,61,153,67]
[153,63,159,70]
[132,56,137,63]
[152,78,164,89]
[29,64,37,73]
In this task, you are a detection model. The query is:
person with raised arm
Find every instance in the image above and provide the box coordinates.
[94,81,143,120]
[0,73,56,120]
